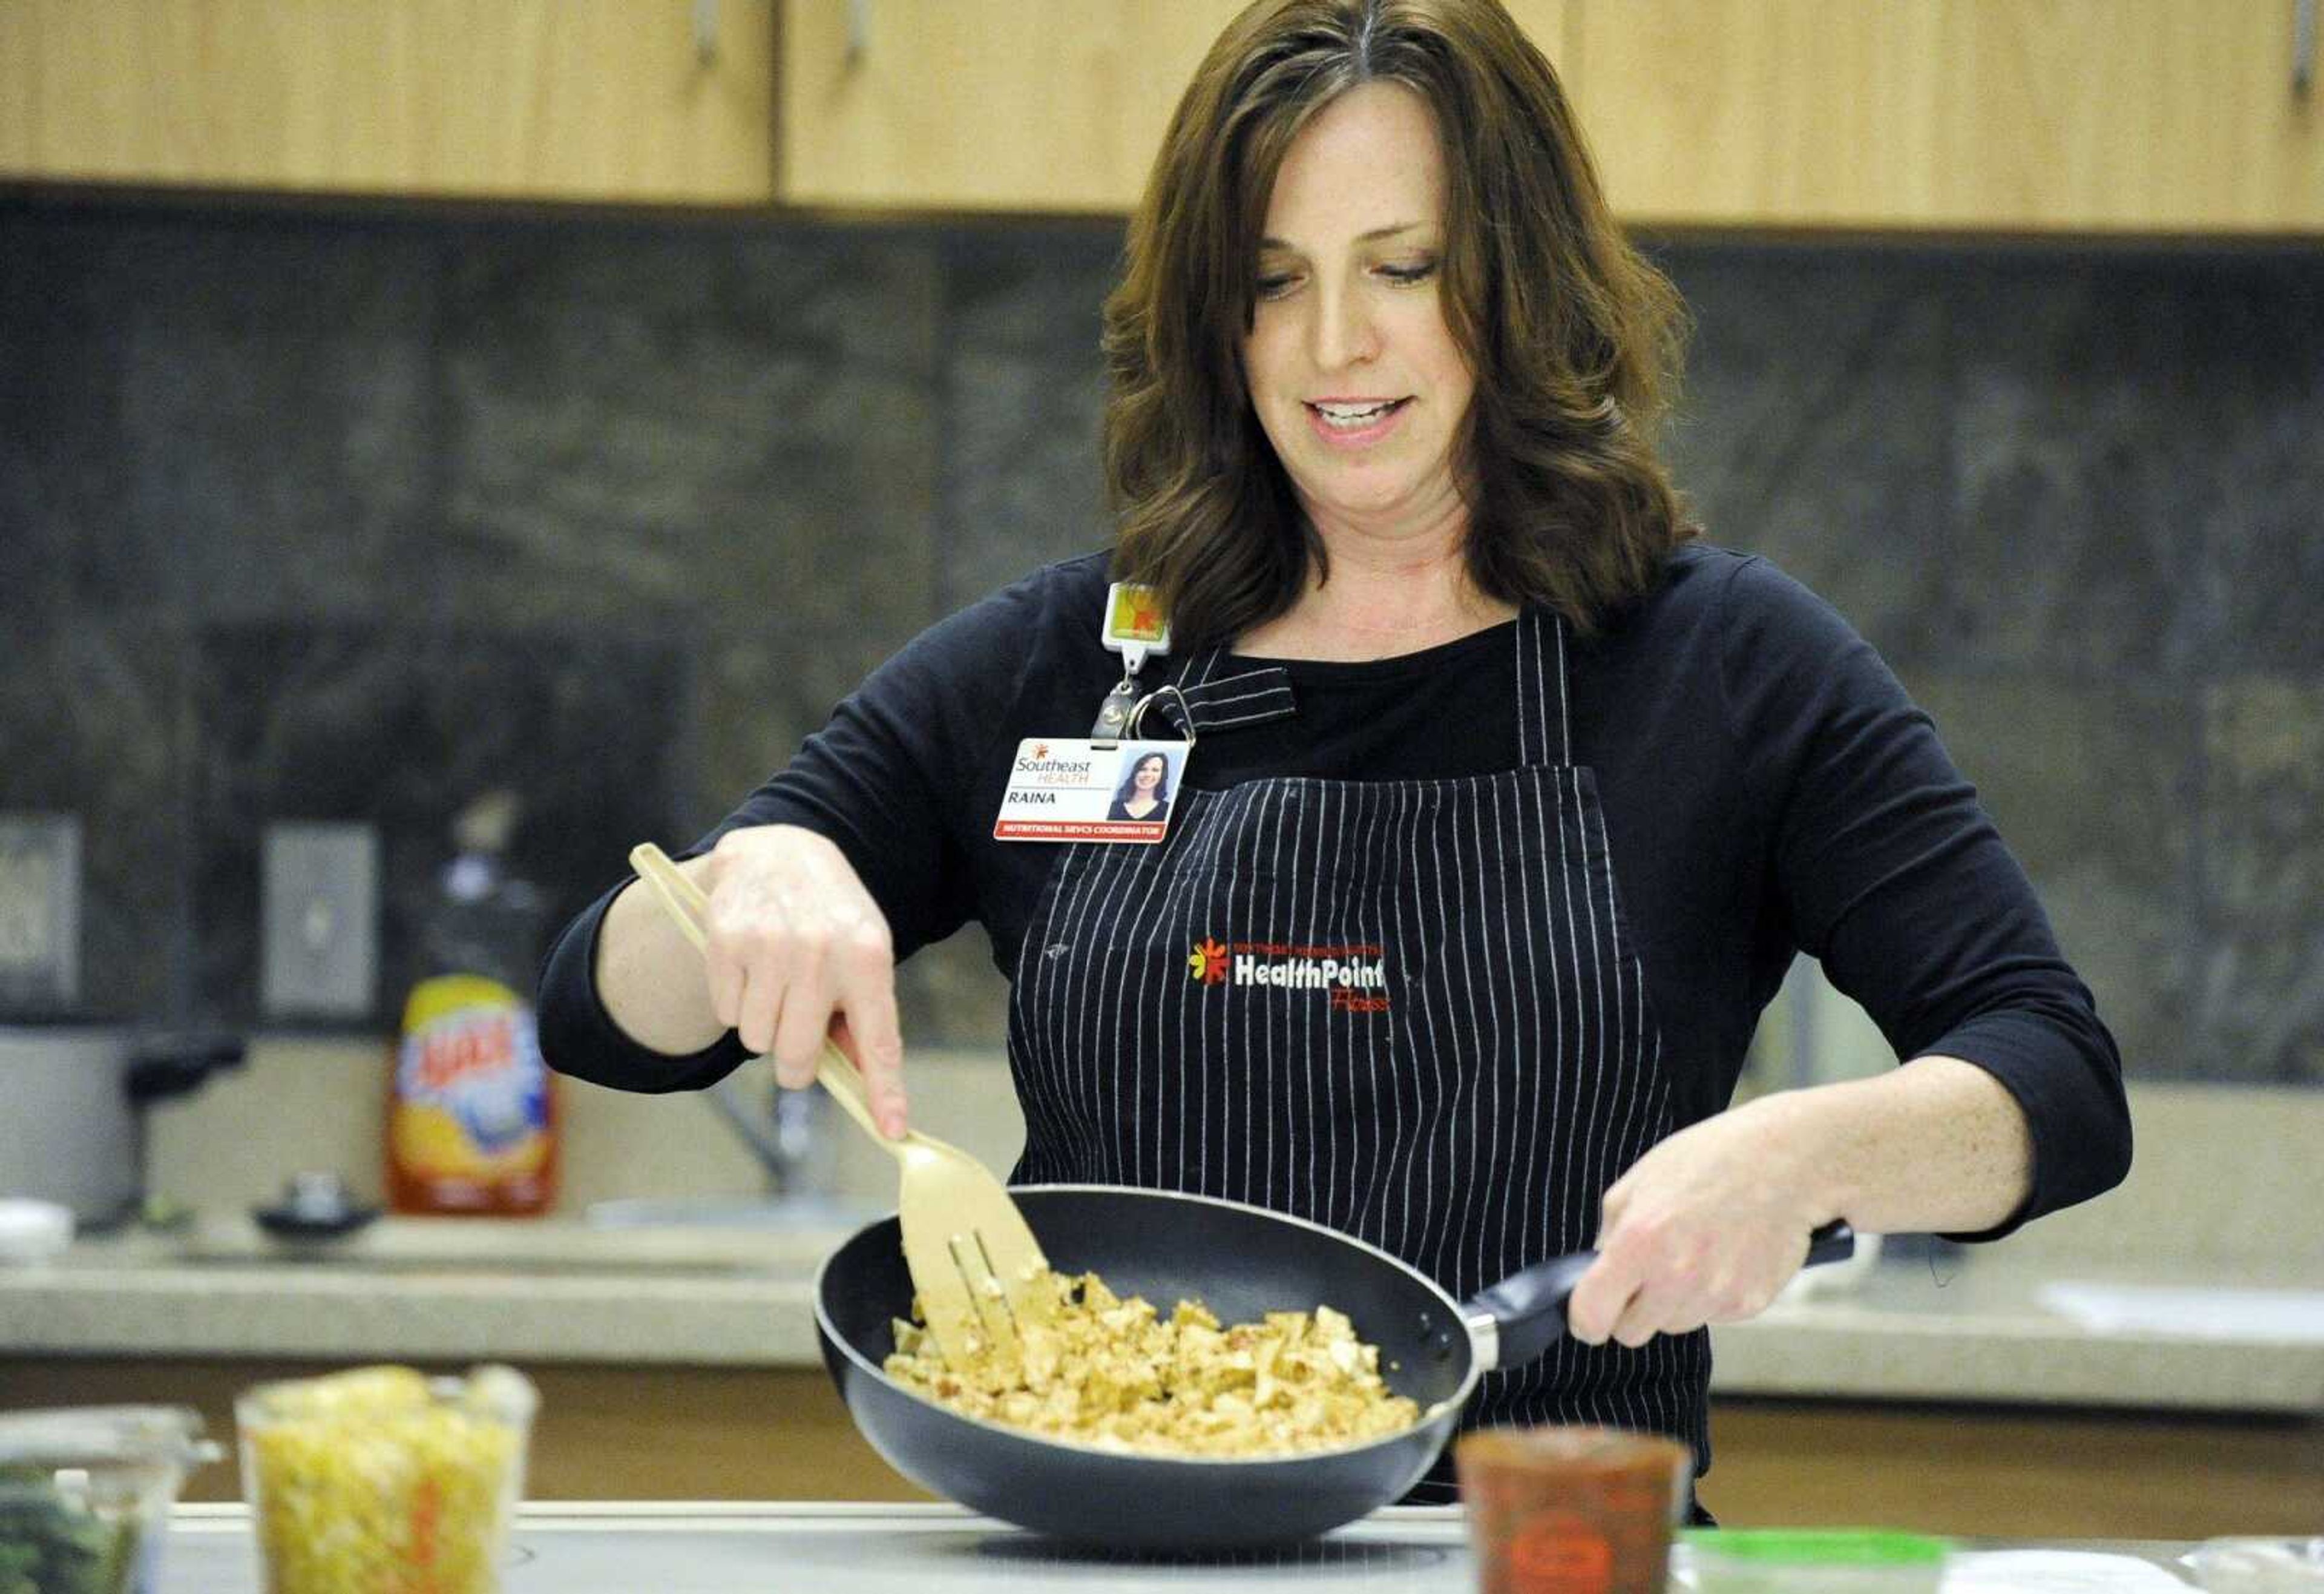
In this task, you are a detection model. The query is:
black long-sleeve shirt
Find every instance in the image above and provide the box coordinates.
[540,542,2132,1234]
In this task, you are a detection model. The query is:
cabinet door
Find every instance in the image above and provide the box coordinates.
[778,1,1575,214]
[1571,0,2324,234]
[0,1,776,205]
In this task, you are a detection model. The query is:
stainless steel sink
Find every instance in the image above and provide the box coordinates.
[157,1211,847,1277]
[583,1194,887,1231]
[170,1249,789,1277]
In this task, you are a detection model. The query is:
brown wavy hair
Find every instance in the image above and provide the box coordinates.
[1103,0,1696,645]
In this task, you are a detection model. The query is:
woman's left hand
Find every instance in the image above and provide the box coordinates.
[1563,1094,1834,1348]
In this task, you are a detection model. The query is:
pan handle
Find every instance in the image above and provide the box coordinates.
[1462,1220,1856,1372]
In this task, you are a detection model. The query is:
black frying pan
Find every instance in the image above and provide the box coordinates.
[815,1185,1853,1550]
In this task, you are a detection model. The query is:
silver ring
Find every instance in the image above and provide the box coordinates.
[1124,683,1196,746]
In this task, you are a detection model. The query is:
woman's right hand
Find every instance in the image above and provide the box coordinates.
[689,825,907,1136]
[599,824,909,1137]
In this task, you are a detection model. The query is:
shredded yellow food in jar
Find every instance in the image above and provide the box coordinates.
[882,1270,1420,1457]
[240,1365,531,1594]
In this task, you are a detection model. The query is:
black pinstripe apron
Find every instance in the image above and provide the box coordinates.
[1006,607,1699,1500]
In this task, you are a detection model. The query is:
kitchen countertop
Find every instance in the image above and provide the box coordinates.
[5,1214,2321,1414]
[156,1502,2210,1592]
[0,1213,836,1367]
[1716,1245,2324,1411]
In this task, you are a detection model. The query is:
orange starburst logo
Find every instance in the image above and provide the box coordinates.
[1032,742,1049,760]
[1188,937,1229,984]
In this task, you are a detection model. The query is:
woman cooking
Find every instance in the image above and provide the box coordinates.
[540,0,2132,1513]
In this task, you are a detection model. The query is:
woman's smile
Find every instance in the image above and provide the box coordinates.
[1304,395,1414,447]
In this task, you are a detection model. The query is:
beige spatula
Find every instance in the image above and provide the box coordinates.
[628,843,1047,1375]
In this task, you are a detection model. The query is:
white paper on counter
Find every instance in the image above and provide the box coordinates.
[2040,1281,2324,1343]
[1670,1547,2191,1592]
[1943,1549,2194,1591]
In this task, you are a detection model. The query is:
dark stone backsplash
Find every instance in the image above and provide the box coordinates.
[2,196,2318,1084]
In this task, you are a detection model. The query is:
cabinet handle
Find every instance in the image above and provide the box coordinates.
[848,0,872,64]
[2299,0,2316,97]
[695,0,719,65]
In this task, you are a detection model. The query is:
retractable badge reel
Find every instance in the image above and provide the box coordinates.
[1092,581,1172,737]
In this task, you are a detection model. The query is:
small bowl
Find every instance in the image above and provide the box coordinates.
[0,1405,219,1594]
[237,1364,537,1594]
[2185,1537,2324,1592]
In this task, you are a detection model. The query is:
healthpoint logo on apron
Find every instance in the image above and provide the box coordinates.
[1186,937,1391,1012]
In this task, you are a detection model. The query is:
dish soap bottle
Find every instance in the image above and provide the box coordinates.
[387,792,558,1216]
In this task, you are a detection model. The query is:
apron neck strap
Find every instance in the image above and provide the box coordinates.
[1158,651,1298,737]
[1515,607,1572,768]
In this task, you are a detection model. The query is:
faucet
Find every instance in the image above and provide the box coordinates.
[706,1071,835,1199]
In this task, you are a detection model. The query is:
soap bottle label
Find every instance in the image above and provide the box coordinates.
[389,972,556,1213]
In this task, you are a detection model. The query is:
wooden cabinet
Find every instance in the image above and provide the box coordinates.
[776,0,1576,214]
[3,1,2313,231]
[1705,1398,2324,1540]
[4,1359,927,1506]
[0,1,776,205]
[10,1359,2323,1537]
[779,0,2322,229]
[1569,0,2324,234]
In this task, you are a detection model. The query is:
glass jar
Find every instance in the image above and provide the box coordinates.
[237,1364,537,1594]
[1456,1425,1692,1594]
[0,1405,218,1594]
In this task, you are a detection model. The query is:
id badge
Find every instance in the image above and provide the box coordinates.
[994,738,1183,845]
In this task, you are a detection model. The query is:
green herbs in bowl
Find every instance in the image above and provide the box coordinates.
[0,1407,217,1594]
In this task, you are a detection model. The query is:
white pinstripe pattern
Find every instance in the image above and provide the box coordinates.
[1149,665,1297,738]
[1187,668,1284,695]
[1004,609,1698,1486]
